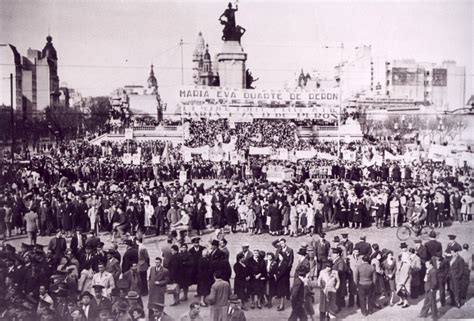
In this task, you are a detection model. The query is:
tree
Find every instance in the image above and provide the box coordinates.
[44,105,82,141]
[83,96,112,133]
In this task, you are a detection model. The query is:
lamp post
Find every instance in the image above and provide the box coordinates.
[325,43,344,157]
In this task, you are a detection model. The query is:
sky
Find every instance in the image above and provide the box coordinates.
[0,0,472,106]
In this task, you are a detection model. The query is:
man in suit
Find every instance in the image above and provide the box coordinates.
[448,248,464,308]
[79,291,97,320]
[105,249,121,283]
[339,233,353,255]
[236,243,252,264]
[92,284,112,312]
[47,229,67,261]
[288,265,308,321]
[354,235,372,257]
[446,234,462,253]
[311,233,329,274]
[92,262,116,297]
[424,231,443,260]
[148,257,170,316]
[189,237,206,286]
[122,240,139,274]
[353,255,376,316]
[332,248,348,309]
[79,244,98,272]
[418,259,438,319]
[459,243,472,303]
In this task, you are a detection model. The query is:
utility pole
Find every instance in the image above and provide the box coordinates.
[338,43,344,158]
[10,73,14,163]
[180,38,184,85]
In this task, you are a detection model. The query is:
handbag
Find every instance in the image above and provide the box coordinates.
[396,285,408,298]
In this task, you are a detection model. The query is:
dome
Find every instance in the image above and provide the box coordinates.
[42,35,57,60]
[147,64,158,89]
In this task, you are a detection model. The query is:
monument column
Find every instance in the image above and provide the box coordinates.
[216,2,247,89]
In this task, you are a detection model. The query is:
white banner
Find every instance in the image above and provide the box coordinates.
[343,150,357,162]
[152,155,161,164]
[124,128,133,140]
[295,150,317,159]
[132,153,141,165]
[317,152,337,160]
[178,86,340,105]
[249,146,273,155]
[122,153,132,164]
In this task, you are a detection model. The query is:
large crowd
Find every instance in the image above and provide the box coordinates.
[0,119,472,320]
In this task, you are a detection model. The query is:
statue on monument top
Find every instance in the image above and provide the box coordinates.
[219,2,246,42]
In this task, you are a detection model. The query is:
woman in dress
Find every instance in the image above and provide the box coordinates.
[247,249,266,309]
[233,252,251,309]
[289,201,298,237]
[274,252,290,311]
[396,249,412,308]
[281,201,290,236]
[382,251,397,306]
[197,249,214,307]
[264,252,278,308]
[370,250,385,308]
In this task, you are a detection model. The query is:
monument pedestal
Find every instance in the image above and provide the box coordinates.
[217,41,247,89]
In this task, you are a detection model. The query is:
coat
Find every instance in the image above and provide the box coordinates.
[122,246,139,273]
[290,276,305,309]
[148,266,169,308]
[233,262,250,300]
[424,267,437,292]
[197,257,214,296]
[275,260,290,298]
[425,240,443,260]
[177,251,194,288]
[397,260,412,294]
[247,257,266,295]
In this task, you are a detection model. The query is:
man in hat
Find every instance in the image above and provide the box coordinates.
[332,236,347,259]
[92,262,115,298]
[92,284,112,312]
[125,290,142,311]
[227,295,246,321]
[311,233,330,274]
[274,238,295,269]
[155,200,167,236]
[446,235,462,253]
[148,257,170,316]
[331,247,348,309]
[424,231,442,260]
[288,265,309,321]
[354,235,372,257]
[237,243,252,264]
[189,237,206,286]
[448,247,464,308]
[79,291,97,320]
[79,244,98,272]
[339,233,353,256]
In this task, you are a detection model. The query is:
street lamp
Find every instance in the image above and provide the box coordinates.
[325,43,344,157]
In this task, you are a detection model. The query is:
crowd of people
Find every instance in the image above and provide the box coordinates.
[0,117,472,320]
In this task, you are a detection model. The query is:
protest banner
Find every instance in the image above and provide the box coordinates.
[122,153,132,164]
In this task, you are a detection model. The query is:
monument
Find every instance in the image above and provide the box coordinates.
[217,2,247,89]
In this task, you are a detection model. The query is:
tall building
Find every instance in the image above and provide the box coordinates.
[192,32,218,86]
[385,59,465,111]
[0,36,62,117]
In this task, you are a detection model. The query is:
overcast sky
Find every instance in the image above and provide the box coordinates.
[0,0,472,105]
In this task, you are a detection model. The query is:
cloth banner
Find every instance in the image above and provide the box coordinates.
[362,155,376,167]
[122,153,132,164]
[384,150,403,161]
[152,155,161,164]
[210,146,223,162]
[229,151,240,165]
[124,128,133,140]
[428,145,451,161]
[183,149,192,162]
[343,151,356,162]
[295,150,317,159]
[317,152,337,161]
[278,148,289,160]
[249,146,273,155]
[132,153,141,165]
[403,150,420,163]
[222,138,236,152]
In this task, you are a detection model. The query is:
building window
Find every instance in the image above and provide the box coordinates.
[426,71,430,76]
[386,80,390,86]
[386,91,390,96]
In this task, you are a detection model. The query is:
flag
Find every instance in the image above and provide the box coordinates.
[161,141,170,164]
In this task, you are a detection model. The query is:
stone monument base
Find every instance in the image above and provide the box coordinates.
[217,41,247,89]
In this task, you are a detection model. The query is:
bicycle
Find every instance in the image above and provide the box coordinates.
[396,223,434,241]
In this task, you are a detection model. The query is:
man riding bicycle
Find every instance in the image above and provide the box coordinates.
[408,198,426,235]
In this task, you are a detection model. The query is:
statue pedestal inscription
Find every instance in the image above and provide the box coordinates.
[217,40,247,89]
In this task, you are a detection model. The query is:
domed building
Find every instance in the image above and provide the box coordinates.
[192,32,218,86]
